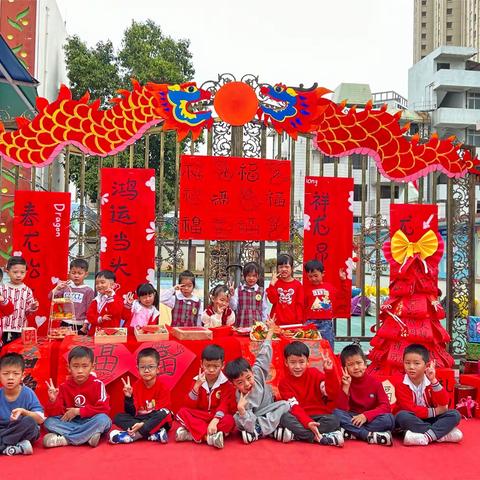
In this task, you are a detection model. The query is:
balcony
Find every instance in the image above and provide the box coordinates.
[432,107,480,128]
[433,69,480,91]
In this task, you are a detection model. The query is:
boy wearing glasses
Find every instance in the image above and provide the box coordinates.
[109,348,173,444]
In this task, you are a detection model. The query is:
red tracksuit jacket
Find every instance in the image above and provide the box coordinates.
[183,372,236,416]
[125,377,171,416]
[279,367,340,428]
[393,374,450,419]
[45,374,110,418]
[86,294,127,336]
[266,279,304,326]
[336,373,391,422]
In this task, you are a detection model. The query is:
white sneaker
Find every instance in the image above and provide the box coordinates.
[241,430,259,444]
[272,427,294,443]
[366,431,393,446]
[2,440,33,456]
[206,432,224,449]
[88,433,101,447]
[175,426,193,442]
[403,430,429,446]
[43,433,68,448]
[320,430,344,447]
[437,427,463,443]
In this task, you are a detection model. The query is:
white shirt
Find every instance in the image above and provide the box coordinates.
[403,373,431,407]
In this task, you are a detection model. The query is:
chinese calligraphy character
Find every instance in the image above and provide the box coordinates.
[184,164,203,181]
[313,217,330,236]
[181,216,202,235]
[315,242,329,263]
[216,163,234,181]
[268,191,286,207]
[23,231,40,253]
[28,258,40,279]
[211,191,229,206]
[238,162,259,182]
[399,215,413,235]
[110,205,135,225]
[238,218,260,236]
[310,192,329,217]
[112,179,138,200]
[20,202,39,226]
[113,232,131,251]
[109,256,131,276]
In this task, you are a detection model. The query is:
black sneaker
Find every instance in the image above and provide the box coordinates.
[367,431,393,446]
[320,430,344,447]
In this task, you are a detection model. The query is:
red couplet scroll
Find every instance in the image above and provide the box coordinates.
[303,177,353,318]
[179,155,291,241]
[100,168,156,294]
[12,191,71,335]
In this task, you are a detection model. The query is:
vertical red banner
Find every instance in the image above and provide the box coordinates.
[100,168,156,295]
[389,204,439,281]
[303,177,353,318]
[12,191,71,334]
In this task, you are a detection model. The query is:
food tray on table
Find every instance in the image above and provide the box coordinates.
[249,322,280,342]
[134,325,169,342]
[94,327,128,344]
[170,326,212,340]
[48,286,77,339]
[48,326,76,340]
[280,324,321,340]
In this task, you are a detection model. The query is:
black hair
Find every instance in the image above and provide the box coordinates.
[68,346,94,364]
[243,262,260,277]
[0,268,3,281]
[137,347,160,364]
[304,259,324,273]
[70,258,89,272]
[340,344,366,367]
[210,284,230,299]
[178,270,195,288]
[277,253,293,268]
[6,256,27,270]
[136,283,159,305]
[284,341,310,359]
[404,344,430,363]
[202,344,225,361]
[225,357,252,381]
[0,352,25,371]
[95,270,116,281]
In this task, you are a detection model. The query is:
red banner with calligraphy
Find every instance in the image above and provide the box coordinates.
[100,168,156,295]
[303,177,353,318]
[12,191,71,335]
[179,155,291,241]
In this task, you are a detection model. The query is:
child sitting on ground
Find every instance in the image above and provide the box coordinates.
[229,262,268,327]
[266,254,303,326]
[43,346,111,448]
[1,256,38,345]
[160,270,202,326]
[0,353,44,456]
[202,285,235,328]
[278,341,343,446]
[225,317,291,444]
[85,270,128,335]
[110,348,172,444]
[394,343,462,446]
[176,344,236,449]
[334,344,394,446]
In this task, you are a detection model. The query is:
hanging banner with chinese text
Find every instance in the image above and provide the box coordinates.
[13,191,71,335]
[100,168,156,295]
[179,155,291,241]
[303,177,353,318]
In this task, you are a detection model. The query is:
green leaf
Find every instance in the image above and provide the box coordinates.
[11,44,23,54]
[7,18,22,31]
[1,170,15,184]
[0,250,10,261]
[1,201,14,212]
[15,7,30,21]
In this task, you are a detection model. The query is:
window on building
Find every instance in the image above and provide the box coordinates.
[351,154,363,169]
[447,8,453,14]
[477,201,480,214]
[422,0,426,5]
[354,184,364,201]
[322,156,335,164]
[422,44,426,50]
[421,33,426,39]
[446,35,453,42]
[422,11,426,17]
[447,22,453,28]
[380,185,399,199]
[468,92,480,109]
[437,62,450,70]
[421,22,426,27]
[466,128,480,146]
[421,55,425,59]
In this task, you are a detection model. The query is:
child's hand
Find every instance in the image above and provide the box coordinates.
[351,414,367,427]
[425,360,437,383]
[307,421,322,442]
[79,324,88,335]
[435,405,448,416]
[45,378,59,403]
[270,271,279,287]
[125,292,134,305]
[128,422,144,436]
[104,288,114,297]
[237,391,250,415]
[174,284,185,291]
[10,408,26,421]
[30,300,39,312]
[227,281,235,296]
[122,376,133,397]
[341,367,351,393]
[207,418,219,435]
[339,269,347,281]
[265,315,278,340]
[55,281,68,291]
[321,351,333,371]
[194,368,206,391]
[101,314,112,323]
[61,407,79,422]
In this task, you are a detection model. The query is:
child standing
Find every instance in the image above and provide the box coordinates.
[176,344,236,449]
[84,270,128,336]
[125,283,160,328]
[230,262,268,327]
[160,270,202,326]
[110,348,172,444]
[0,353,44,456]
[43,346,111,448]
[202,285,235,328]
[394,344,462,446]
[334,344,394,446]
[49,258,95,333]
[225,317,292,444]
[304,259,347,350]
[266,254,303,326]
[278,341,343,446]
[0,256,38,345]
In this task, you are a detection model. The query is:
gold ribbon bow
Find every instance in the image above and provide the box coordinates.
[391,229,438,265]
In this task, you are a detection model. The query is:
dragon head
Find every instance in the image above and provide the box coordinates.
[260,83,299,121]
[147,81,213,140]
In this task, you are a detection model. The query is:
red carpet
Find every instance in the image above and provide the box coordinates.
[1,420,479,480]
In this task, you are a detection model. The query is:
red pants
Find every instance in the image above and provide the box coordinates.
[176,407,235,442]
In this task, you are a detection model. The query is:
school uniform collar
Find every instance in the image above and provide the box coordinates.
[194,371,229,392]
[403,373,431,389]
[240,283,259,292]
[176,290,200,302]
